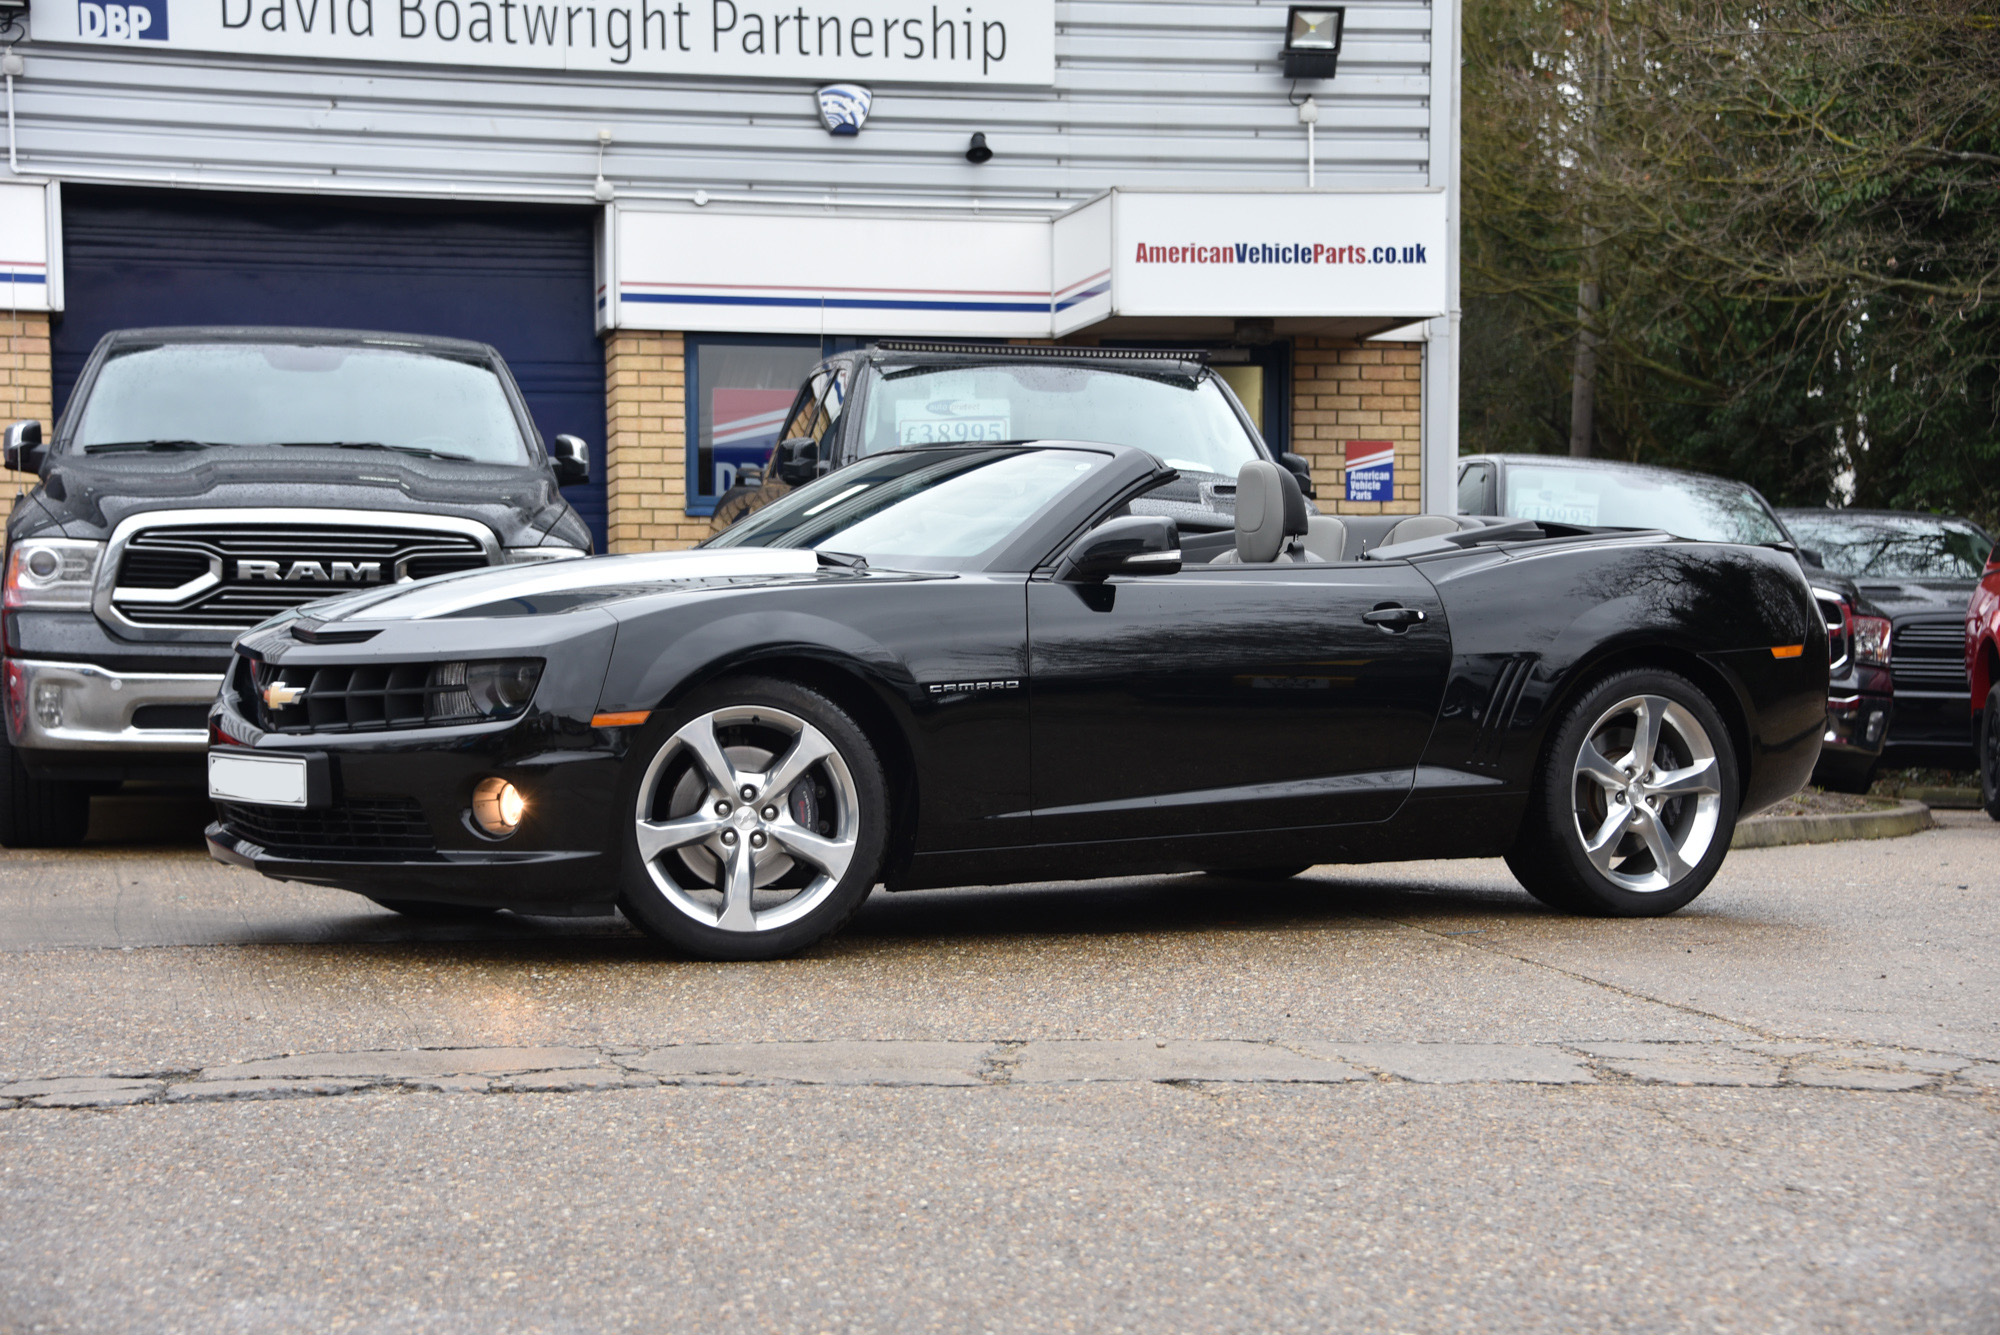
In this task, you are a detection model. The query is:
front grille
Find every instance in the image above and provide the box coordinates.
[216,798,437,861]
[245,657,495,734]
[1892,620,1969,691]
[112,522,491,630]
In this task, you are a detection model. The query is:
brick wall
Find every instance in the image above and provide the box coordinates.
[603,329,709,553]
[1290,338,1423,515]
[0,312,52,494]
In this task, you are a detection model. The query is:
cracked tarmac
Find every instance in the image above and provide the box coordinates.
[0,803,1995,1332]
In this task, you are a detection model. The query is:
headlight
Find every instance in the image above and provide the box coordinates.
[4,538,104,610]
[503,547,588,564]
[430,659,544,721]
[1853,614,1892,667]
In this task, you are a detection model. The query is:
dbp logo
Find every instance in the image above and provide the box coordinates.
[78,0,170,40]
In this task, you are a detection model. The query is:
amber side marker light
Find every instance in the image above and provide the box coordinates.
[1771,644,1805,659]
[591,710,652,728]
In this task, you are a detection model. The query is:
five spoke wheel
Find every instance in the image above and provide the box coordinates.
[1507,668,1739,917]
[619,677,887,959]
[1570,693,1724,893]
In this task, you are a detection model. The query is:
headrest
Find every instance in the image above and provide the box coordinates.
[1384,514,1465,547]
[1234,460,1310,563]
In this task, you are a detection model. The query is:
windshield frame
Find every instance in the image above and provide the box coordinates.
[703,441,1161,574]
[839,355,1268,479]
[57,335,546,468]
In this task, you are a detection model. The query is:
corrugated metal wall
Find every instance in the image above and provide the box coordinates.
[12,1,1435,206]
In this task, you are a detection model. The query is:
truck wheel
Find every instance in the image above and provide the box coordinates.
[618,677,888,961]
[708,477,792,536]
[1813,754,1877,795]
[0,731,91,848]
[1506,668,1739,916]
[1981,687,2000,821]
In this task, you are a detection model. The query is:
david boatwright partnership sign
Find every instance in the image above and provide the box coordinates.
[37,0,1055,82]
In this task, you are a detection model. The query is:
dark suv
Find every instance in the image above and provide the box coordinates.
[1,327,593,846]
[709,342,1316,536]
[1457,454,1893,792]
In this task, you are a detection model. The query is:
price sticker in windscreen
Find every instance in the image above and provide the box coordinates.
[896,399,1012,446]
[1514,487,1601,526]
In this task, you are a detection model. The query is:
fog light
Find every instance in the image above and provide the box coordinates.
[472,777,526,836]
[32,681,61,728]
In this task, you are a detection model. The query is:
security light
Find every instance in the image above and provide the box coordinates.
[1282,6,1344,80]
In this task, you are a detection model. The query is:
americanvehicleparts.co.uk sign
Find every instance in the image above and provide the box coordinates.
[35,0,1055,82]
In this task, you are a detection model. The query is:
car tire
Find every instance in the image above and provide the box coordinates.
[0,730,91,849]
[617,676,889,961]
[1981,687,2000,822]
[1506,668,1740,917]
[364,897,502,919]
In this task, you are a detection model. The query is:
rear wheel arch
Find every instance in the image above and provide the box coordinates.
[1536,644,1752,801]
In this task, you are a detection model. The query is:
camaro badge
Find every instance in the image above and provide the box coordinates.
[263,681,307,709]
[817,84,873,135]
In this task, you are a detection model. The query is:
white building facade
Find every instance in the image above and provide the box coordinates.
[0,0,1460,549]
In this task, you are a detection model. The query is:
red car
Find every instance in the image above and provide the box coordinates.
[1971,538,2000,818]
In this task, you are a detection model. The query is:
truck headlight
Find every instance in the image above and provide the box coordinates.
[1853,614,1892,667]
[5,539,103,609]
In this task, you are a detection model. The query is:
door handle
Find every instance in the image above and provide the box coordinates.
[1362,606,1426,630]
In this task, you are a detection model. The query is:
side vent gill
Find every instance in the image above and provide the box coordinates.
[1471,654,1536,766]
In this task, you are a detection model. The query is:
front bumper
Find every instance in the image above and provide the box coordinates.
[205,822,616,910]
[1823,687,1894,756]
[3,657,222,753]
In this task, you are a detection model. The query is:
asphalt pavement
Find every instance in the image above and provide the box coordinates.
[1,796,1995,1333]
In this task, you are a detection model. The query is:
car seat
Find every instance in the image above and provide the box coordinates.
[1211,461,1324,564]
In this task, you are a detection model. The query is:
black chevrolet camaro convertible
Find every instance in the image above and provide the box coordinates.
[207,443,1829,959]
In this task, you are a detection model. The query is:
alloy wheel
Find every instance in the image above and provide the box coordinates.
[1570,693,1724,893]
[633,705,860,933]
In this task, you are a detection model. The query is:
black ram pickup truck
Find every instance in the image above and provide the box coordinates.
[1,326,593,847]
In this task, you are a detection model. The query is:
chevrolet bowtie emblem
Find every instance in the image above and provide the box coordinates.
[263,681,306,709]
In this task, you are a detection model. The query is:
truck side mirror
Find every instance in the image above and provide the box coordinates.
[1798,547,1824,569]
[1279,452,1316,500]
[1059,515,1182,582]
[774,436,821,486]
[3,420,46,476]
[550,434,590,486]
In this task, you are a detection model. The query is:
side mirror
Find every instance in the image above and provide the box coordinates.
[1987,543,2000,574]
[774,436,821,486]
[1060,515,1182,582]
[1278,452,1316,500]
[3,420,45,476]
[550,434,590,486]
[1798,547,1824,569]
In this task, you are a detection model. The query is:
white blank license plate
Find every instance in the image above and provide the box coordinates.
[208,752,310,808]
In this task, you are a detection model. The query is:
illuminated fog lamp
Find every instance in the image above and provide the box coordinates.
[1282,6,1344,79]
[472,776,527,837]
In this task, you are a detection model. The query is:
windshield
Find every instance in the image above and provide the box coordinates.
[71,343,531,464]
[1780,512,1993,580]
[854,363,1260,478]
[707,447,1109,571]
[1503,464,1787,544]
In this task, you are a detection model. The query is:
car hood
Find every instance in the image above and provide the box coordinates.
[14,447,575,548]
[292,548,831,623]
[1851,577,1977,620]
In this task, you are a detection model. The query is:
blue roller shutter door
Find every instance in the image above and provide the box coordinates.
[53,186,608,551]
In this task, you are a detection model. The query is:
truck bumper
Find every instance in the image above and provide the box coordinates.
[3,657,223,753]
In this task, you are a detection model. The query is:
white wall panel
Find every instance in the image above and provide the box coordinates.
[8,0,1440,206]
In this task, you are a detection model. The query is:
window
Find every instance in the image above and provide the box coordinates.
[1457,463,1493,515]
[685,337,827,516]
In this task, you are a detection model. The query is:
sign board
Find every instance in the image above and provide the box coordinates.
[617,207,1055,338]
[0,182,54,313]
[1112,191,1448,321]
[33,0,1055,83]
[1344,440,1395,503]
